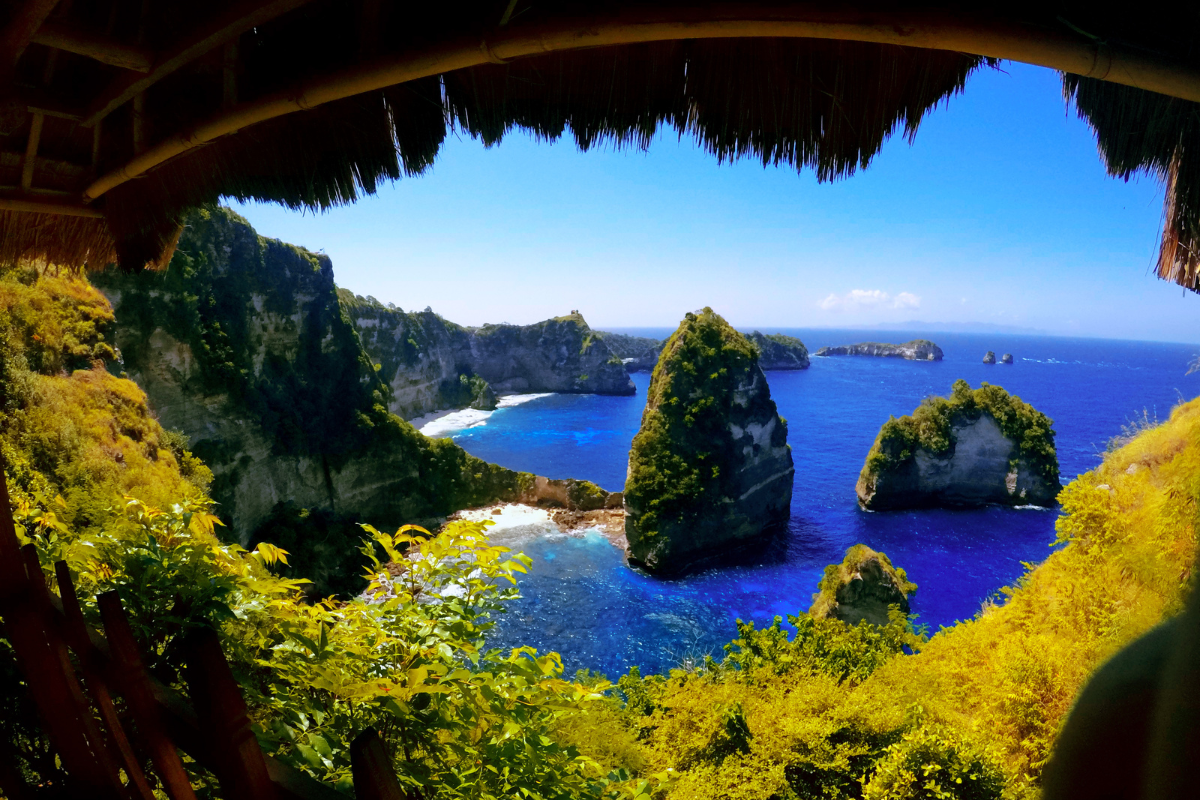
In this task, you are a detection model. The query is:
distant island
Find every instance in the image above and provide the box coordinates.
[815,340,944,361]
[598,329,810,373]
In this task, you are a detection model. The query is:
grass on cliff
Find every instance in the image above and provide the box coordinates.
[561,394,1199,800]
[625,308,786,543]
[0,265,211,533]
[863,378,1059,485]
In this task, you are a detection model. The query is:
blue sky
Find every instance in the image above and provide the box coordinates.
[228,61,1200,344]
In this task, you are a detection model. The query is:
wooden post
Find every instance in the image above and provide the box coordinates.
[131,93,145,155]
[20,111,43,190]
[222,41,238,108]
[98,591,200,800]
[350,730,407,800]
[183,627,277,800]
[55,561,158,800]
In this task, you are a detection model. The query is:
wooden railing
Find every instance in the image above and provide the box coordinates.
[0,465,406,800]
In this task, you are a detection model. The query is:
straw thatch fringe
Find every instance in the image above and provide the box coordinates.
[92,38,983,270]
[0,210,116,270]
[1064,75,1200,292]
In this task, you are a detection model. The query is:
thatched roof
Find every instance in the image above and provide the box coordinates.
[2,1,1200,292]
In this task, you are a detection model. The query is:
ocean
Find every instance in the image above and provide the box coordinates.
[424,330,1200,678]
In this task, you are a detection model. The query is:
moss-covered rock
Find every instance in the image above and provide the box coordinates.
[595,331,664,373]
[857,379,1061,509]
[747,331,810,370]
[809,544,916,626]
[624,308,794,574]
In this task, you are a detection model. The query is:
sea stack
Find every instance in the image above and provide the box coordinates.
[809,545,916,626]
[624,308,794,574]
[983,351,997,364]
[857,379,1060,510]
[1001,353,1014,364]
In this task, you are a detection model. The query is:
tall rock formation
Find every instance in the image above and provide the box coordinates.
[857,379,1061,509]
[624,308,794,574]
[747,331,810,370]
[809,545,916,626]
[815,340,943,361]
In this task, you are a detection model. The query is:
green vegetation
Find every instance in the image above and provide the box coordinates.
[810,544,918,623]
[625,308,785,543]
[863,379,1059,485]
[560,395,1197,799]
[0,265,211,536]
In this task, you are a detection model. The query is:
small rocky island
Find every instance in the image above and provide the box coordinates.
[815,340,943,361]
[857,379,1061,509]
[747,331,810,370]
[809,545,916,626]
[983,351,996,364]
[1001,353,1014,364]
[624,308,794,574]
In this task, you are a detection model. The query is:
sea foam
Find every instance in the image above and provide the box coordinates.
[416,393,554,438]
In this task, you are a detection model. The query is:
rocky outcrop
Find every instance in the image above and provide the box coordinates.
[747,331,810,370]
[457,314,634,396]
[815,340,943,361]
[595,331,664,373]
[95,207,530,545]
[624,308,794,574]
[857,379,1061,509]
[809,545,916,626]
[347,298,633,419]
[1001,353,1014,364]
[983,351,996,364]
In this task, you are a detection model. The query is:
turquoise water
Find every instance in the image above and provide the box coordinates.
[441,330,1199,677]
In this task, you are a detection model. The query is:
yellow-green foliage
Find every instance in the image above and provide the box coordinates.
[598,396,1199,800]
[864,379,1059,486]
[810,544,917,620]
[0,267,210,532]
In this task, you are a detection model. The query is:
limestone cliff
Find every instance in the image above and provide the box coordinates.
[94,207,527,545]
[857,379,1061,509]
[596,331,664,373]
[816,340,943,361]
[747,331,810,370]
[458,314,634,396]
[809,545,916,626]
[347,297,634,418]
[624,308,794,574]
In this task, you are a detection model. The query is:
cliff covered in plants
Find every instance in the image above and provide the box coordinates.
[346,297,633,419]
[624,308,794,573]
[93,207,525,551]
[858,379,1061,509]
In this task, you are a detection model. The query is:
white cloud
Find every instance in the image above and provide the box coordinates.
[819,289,921,312]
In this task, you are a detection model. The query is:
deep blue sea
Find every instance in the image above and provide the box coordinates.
[432,330,1199,678]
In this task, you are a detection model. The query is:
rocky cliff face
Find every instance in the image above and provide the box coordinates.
[94,207,528,545]
[458,315,634,396]
[596,331,664,373]
[747,331,810,370]
[347,297,634,418]
[816,340,943,361]
[624,308,794,574]
[809,545,915,626]
[857,379,1061,509]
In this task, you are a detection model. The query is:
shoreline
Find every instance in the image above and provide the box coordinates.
[448,502,628,551]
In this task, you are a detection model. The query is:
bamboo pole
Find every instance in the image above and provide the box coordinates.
[31,21,154,72]
[81,5,1200,203]
[0,196,105,217]
[21,112,43,191]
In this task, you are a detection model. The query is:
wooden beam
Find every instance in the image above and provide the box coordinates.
[31,21,153,72]
[0,0,63,78]
[81,0,317,128]
[81,4,1200,204]
[0,194,104,217]
[20,111,43,190]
